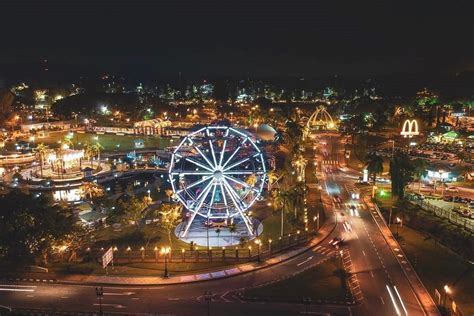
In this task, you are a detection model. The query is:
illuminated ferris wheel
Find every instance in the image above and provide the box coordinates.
[169,126,267,237]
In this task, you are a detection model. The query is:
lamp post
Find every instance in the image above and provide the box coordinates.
[443,285,451,308]
[268,239,273,254]
[95,287,104,316]
[255,239,261,262]
[396,217,403,236]
[161,246,170,278]
[313,213,320,231]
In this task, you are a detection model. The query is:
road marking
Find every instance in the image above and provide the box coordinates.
[380,296,385,304]
[362,250,366,256]
[93,303,126,309]
[394,286,408,316]
[168,298,180,301]
[103,291,135,296]
[370,271,374,278]
[297,256,314,266]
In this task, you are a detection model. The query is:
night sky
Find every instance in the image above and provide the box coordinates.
[0,0,472,78]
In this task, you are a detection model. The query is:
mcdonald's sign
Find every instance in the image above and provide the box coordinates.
[400,119,419,138]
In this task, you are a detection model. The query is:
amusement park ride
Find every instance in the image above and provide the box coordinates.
[169,125,267,246]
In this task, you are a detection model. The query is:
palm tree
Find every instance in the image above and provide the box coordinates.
[83,142,95,168]
[412,159,428,193]
[228,223,237,245]
[266,170,280,190]
[62,136,74,149]
[34,143,48,177]
[92,142,104,168]
[365,153,384,184]
[80,181,105,200]
[165,189,174,201]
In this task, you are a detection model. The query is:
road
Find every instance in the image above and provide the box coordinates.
[0,133,438,316]
[315,133,438,316]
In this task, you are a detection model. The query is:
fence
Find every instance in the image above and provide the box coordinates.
[405,194,474,233]
[85,231,313,265]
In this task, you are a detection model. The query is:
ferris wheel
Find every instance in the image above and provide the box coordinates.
[169,126,267,237]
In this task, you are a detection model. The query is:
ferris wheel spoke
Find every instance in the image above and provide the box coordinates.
[223,178,247,210]
[223,157,250,171]
[223,175,259,192]
[219,182,228,206]
[177,176,212,193]
[195,180,214,212]
[209,183,217,207]
[209,140,218,167]
[186,157,214,172]
[218,139,227,167]
[171,171,213,176]
[225,171,264,175]
[194,146,214,169]
[222,138,248,169]
[222,180,243,212]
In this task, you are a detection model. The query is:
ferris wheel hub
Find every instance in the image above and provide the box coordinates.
[213,170,224,181]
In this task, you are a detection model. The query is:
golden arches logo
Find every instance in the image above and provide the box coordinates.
[400,119,419,138]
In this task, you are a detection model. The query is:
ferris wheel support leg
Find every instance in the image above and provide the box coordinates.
[240,212,254,237]
[182,211,198,238]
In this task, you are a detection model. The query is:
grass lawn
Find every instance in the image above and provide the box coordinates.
[393,226,474,315]
[243,257,349,302]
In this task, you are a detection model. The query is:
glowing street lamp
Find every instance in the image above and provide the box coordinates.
[160,246,171,278]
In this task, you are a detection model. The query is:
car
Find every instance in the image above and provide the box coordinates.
[446,187,459,193]
[333,195,342,203]
[329,237,344,247]
[460,210,471,218]
[443,195,453,202]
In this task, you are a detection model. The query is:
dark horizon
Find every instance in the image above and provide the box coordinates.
[1,0,472,80]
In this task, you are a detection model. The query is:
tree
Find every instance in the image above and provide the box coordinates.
[0,189,79,265]
[164,189,174,201]
[339,113,370,144]
[389,151,414,199]
[62,136,74,149]
[80,181,105,201]
[34,143,49,178]
[158,203,182,248]
[83,142,95,168]
[365,153,384,184]
[228,223,237,244]
[92,142,104,168]
[412,159,428,193]
[111,194,152,229]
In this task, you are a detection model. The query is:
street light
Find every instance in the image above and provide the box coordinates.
[255,239,261,262]
[443,284,451,307]
[95,287,104,316]
[160,246,171,278]
[396,216,403,236]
